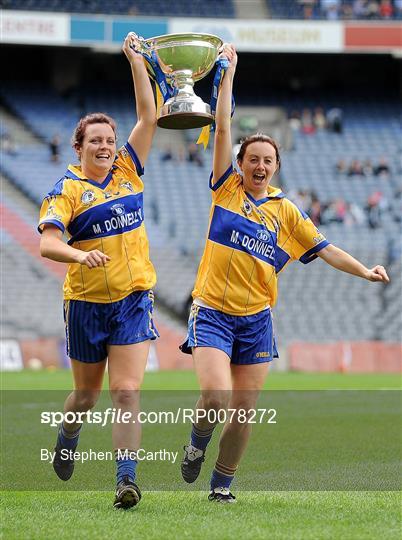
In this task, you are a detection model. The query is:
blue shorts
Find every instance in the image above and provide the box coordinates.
[180,304,278,365]
[63,290,159,363]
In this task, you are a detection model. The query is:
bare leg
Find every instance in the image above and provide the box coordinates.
[214,362,269,481]
[192,347,232,433]
[181,347,232,483]
[62,358,106,432]
[107,341,149,451]
[53,358,106,481]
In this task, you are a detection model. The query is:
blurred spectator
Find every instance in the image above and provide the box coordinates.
[335,158,348,174]
[333,198,348,222]
[353,0,369,18]
[362,159,374,176]
[379,0,393,18]
[313,107,327,129]
[289,189,312,213]
[308,195,322,226]
[321,0,340,19]
[289,110,302,131]
[374,157,391,178]
[187,143,204,167]
[298,0,317,19]
[160,146,174,162]
[348,202,367,225]
[341,3,354,18]
[366,0,380,18]
[288,188,370,227]
[49,134,60,163]
[326,107,343,133]
[366,191,383,228]
[347,159,365,176]
[390,188,402,223]
[301,109,316,134]
[322,198,345,223]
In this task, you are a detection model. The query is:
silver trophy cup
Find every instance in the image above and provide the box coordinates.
[140,33,223,130]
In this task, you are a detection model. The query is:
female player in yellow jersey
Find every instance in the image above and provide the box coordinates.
[38,33,157,509]
[180,44,389,503]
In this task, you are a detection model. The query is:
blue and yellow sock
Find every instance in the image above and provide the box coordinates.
[57,423,81,451]
[115,449,138,484]
[190,423,215,451]
[210,461,237,490]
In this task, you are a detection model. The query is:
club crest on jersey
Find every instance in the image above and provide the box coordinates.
[111,203,125,216]
[120,181,134,193]
[242,200,252,216]
[81,190,96,206]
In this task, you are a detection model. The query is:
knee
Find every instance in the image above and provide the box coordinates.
[73,390,100,411]
[202,391,230,413]
[110,388,140,408]
[228,400,257,427]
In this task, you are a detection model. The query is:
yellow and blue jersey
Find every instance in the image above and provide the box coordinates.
[192,166,329,315]
[38,143,156,303]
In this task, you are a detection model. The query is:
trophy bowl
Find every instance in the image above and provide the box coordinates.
[142,33,223,129]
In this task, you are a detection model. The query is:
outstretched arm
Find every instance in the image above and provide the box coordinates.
[318,244,389,282]
[123,32,157,167]
[212,44,237,185]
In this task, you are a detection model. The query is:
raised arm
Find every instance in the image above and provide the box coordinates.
[212,44,238,185]
[122,32,157,167]
[318,244,389,282]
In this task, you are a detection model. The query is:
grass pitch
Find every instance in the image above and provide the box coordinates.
[1,370,401,540]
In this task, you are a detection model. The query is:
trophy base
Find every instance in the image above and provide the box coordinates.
[157,112,213,130]
[158,98,214,130]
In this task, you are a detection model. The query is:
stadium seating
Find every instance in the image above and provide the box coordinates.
[3,0,235,17]
[1,82,400,343]
[0,180,65,339]
[266,0,400,20]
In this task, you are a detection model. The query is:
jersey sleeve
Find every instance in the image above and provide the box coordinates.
[279,199,329,264]
[38,179,74,234]
[209,166,242,202]
[116,142,144,177]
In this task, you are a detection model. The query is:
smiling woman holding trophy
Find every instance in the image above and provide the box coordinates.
[179,43,389,503]
[38,32,159,510]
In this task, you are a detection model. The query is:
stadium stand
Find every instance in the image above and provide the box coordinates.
[0,177,65,339]
[2,0,236,17]
[3,0,401,19]
[1,80,401,344]
[266,0,401,20]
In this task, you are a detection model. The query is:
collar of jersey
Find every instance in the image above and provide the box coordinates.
[64,164,117,189]
[246,185,285,206]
